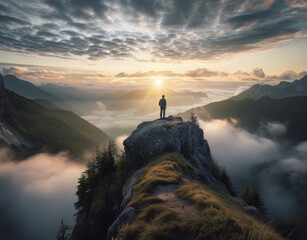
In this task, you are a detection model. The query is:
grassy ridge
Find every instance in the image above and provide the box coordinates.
[176,184,280,240]
[4,90,109,158]
[116,153,283,240]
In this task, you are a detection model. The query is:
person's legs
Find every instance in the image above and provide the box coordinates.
[162,107,165,118]
[160,107,162,118]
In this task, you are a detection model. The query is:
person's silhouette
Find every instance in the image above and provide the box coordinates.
[159,95,166,118]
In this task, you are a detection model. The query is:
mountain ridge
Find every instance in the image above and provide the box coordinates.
[0,74,109,159]
[180,95,307,142]
[232,74,307,100]
[3,74,76,112]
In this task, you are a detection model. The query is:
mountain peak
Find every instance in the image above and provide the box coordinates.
[299,74,307,82]
[124,116,214,183]
[233,74,307,100]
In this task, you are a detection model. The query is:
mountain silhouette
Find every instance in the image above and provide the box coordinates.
[232,75,307,100]
[0,74,109,159]
[181,96,307,142]
[3,75,74,111]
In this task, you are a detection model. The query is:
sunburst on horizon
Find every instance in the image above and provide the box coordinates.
[154,78,163,87]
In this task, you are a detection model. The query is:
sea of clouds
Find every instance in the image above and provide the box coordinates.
[199,119,307,235]
[0,150,83,240]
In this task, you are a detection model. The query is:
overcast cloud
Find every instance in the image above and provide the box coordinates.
[0,0,306,61]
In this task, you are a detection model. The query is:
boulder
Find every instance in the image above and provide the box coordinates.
[244,206,263,221]
[124,116,214,182]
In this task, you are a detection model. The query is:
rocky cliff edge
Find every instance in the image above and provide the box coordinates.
[124,116,214,183]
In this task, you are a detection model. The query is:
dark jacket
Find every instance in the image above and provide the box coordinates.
[159,98,166,108]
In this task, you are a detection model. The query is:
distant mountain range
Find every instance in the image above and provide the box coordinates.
[181,96,307,142]
[2,75,210,116]
[100,90,129,102]
[3,75,101,115]
[232,75,307,100]
[39,83,97,101]
[3,75,75,111]
[0,74,109,159]
[180,74,307,142]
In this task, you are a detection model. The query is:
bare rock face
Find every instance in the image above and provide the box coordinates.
[0,74,7,118]
[123,116,214,183]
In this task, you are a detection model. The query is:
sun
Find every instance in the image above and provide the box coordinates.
[154,78,163,86]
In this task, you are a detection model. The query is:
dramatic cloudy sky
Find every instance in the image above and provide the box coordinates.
[0,0,306,86]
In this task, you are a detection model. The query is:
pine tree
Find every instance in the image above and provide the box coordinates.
[241,186,267,216]
[73,142,128,240]
[211,160,236,196]
[55,219,70,240]
[75,141,118,212]
[220,169,237,196]
[241,186,251,204]
[211,160,221,179]
[249,186,267,216]
[189,112,199,125]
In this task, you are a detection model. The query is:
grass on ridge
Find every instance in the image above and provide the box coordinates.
[128,152,194,209]
[176,184,282,240]
[116,153,283,240]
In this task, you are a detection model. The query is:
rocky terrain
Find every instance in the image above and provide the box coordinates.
[124,117,213,182]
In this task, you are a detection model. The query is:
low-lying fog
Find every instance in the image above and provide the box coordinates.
[199,120,307,235]
[0,151,83,240]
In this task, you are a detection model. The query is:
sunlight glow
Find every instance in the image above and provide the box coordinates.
[155,78,163,86]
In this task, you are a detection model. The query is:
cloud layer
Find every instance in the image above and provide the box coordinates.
[200,119,307,235]
[1,63,306,86]
[0,150,83,240]
[0,0,306,61]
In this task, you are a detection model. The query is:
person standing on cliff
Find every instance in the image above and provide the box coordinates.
[159,95,166,119]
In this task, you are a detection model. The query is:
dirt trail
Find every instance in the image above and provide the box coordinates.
[151,184,198,219]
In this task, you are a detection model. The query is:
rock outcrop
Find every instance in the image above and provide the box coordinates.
[124,116,214,182]
[244,206,264,221]
[0,74,7,118]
